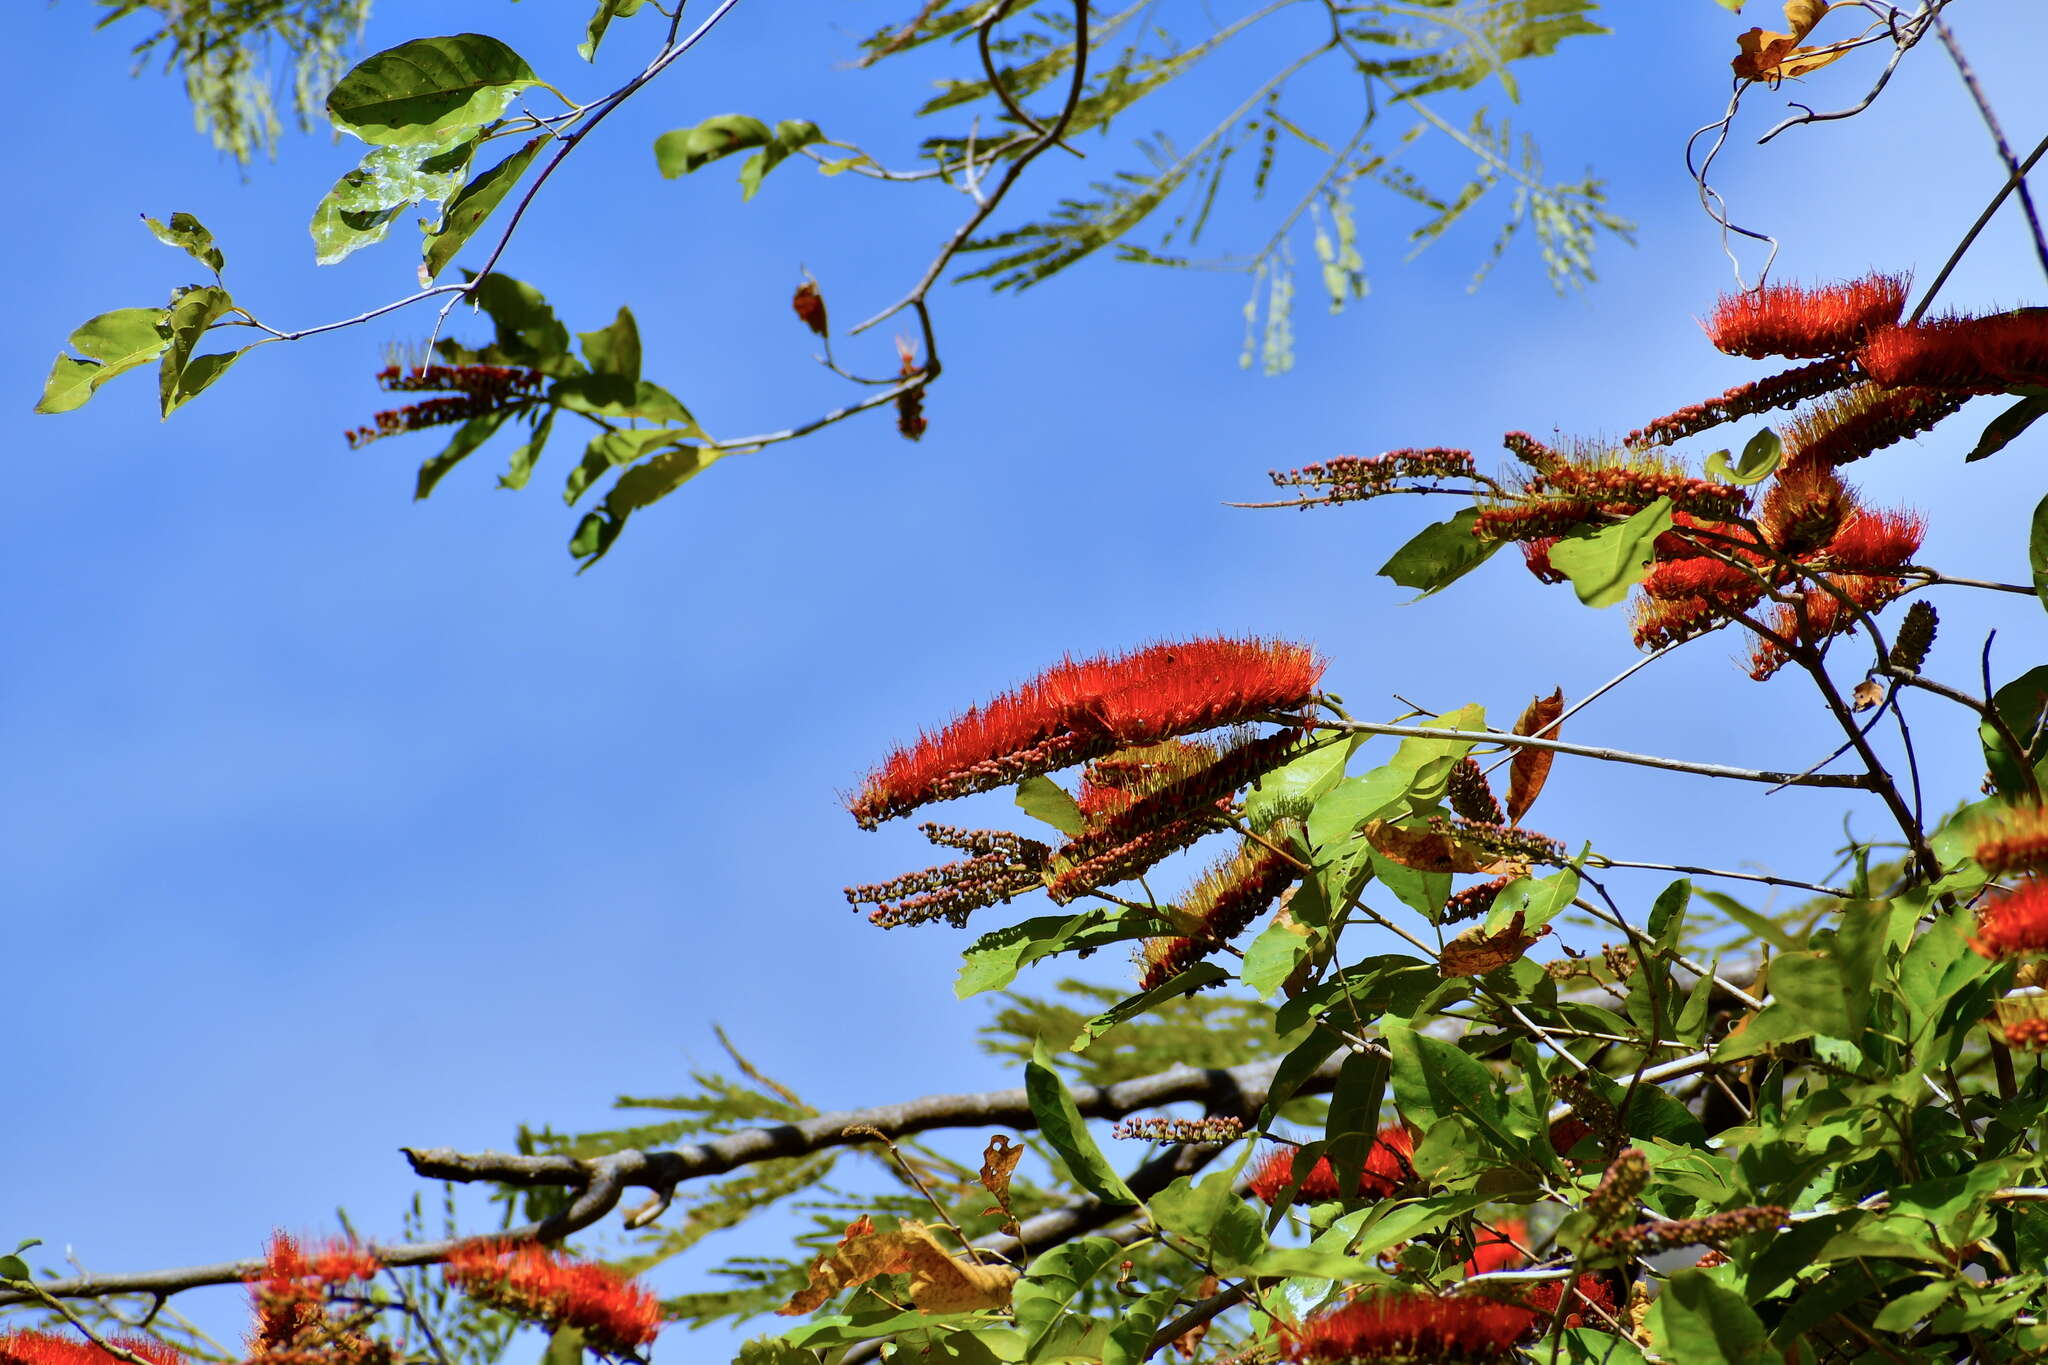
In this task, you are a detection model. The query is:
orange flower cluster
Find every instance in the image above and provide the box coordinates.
[442,1242,662,1359]
[1859,310,2048,392]
[1970,881,2048,959]
[1705,274,1907,360]
[245,1234,388,1365]
[1474,448,1751,553]
[1,1335,184,1365]
[1136,826,1302,989]
[847,638,1324,827]
[1247,1126,1416,1206]
[1783,384,1967,467]
[1972,806,2048,877]
[1283,1291,1536,1363]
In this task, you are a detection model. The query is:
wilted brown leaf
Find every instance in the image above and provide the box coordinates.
[979,1135,1023,1235]
[1173,1276,1221,1358]
[1850,679,1885,712]
[1363,820,1519,875]
[778,1218,1017,1317]
[792,278,829,338]
[1507,688,1564,827]
[1732,0,1855,82]
[1439,911,1551,978]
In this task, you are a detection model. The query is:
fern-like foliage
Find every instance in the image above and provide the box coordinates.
[93,0,371,163]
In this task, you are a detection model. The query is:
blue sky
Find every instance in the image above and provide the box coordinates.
[6,0,2048,1355]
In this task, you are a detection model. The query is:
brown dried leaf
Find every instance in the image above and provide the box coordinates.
[1362,820,1518,875]
[1172,1276,1220,1358]
[1732,0,1855,82]
[1851,679,1885,712]
[792,278,829,338]
[978,1135,1024,1235]
[1439,911,1551,978]
[778,1219,1017,1317]
[1508,688,1564,827]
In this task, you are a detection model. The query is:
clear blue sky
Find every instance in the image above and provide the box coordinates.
[6,0,2047,1356]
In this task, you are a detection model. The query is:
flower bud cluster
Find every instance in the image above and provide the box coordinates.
[1595,1206,1787,1257]
[845,824,1052,928]
[1427,815,1566,865]
[1137,823,1303,989]
[1888,600,1938,673]
[1447,758,1504,825]
[1443,874,1513,924]
[1626,358,1857,448]
[1112,1115,1246,1143]
[1265,449,1478,506]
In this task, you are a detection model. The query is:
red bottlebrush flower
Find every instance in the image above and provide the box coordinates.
[1463,1221,1528,1277]
[246,1233,387,1365]
[443,1241,662,1359]
[1626,357,1858,448]
[1814,507,1924,574]
[1631,592,1726,652]
[894,336,928,441]
[375,364,545,396]
[1972,806,2048,877]
[1705,273,1907,360]
[1077,739,1223,821]
[1783,383,1966,466]
[1136,828,1302,989]
[1285,1290,1535,1363]
[1,1335,185,1365]
[792,278,829,338]
[1472,500,1603,543]
[1969,880,2048,959]
[1860,310,2048,392]
[1640,554,1767,604]
[1757,460,1855,556]
[1520,538,1565,585]
[848,638,1324,827]
[1520,1274,1620,1333]
[1247,1126,1415,1207]
[1746,574,1906,681]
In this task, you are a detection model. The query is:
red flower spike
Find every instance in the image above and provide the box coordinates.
[1640,554,1767,604]
[246,1234,388,1365]
[1746,575,1906,681]
[1972,807,2048,877]
[1815,507,1924,574]
[0,1335,185,1365]
[1462,1221,1529,1276]
[894,336,928,441]
[1247,1126,1415,1207]
[1136,830,1301,989]
[1630,592,1731,652]
[1705,274,1907,360]
[1520,1275,1620,1334]
[1757,461,1855,556]
[443,1241,662,1359]
[1520,538,1566,584]
[1627,357,1858,448]
[1285,1291,1535,1363]
[1860,311,2048,392]
[848,638,1324,828]
[1784,383,1966,466]
[1472,500,1603,543]
[2004,1017,2048,1050]
[1969,881,2048,959]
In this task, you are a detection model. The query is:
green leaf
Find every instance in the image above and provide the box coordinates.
[1149,1172,1242,1243]
[572,444,732,568]
[1647,878,1692,954]
[1103,1286,1181,1365]
[1482,866,1579,934]
[578,307,643,384]
[1703,427,1783,485]
[579,0,647,60]
[739,120,827,200]
[564,428,685,505]
[1647,1270,1772,1364]
[415,411,512,499]
[1069,963,1229,1050]
[1383,1018,1519,1154]
[423,137,544,280]
[553,378,696,426]
[310,137,479,265]
[1697,889,1793,951]
[1546,496,1674,607]
[1025,1039,1138,1205]
[1345,1190,1497,1259]
[500,408,557,490]
[36,308,169,414]
[142,211,225,273]
[1240,918,1313,999]
[465,273,572,366]
[954,910,1169,999]
[166,347,248,414]
[1014,1238,1121,1361]
[1254,1028,1345,1128]
[326,34,540,146]
[157,285,234,417]
[2031,492,2048,615]
[654,114,774,177]
[0,1255,27,1282]
[1984,666,2048,797]
[1965,393,2048,462]
[1870,1280,1952,1332]
[1325,1049,1390,1197]
[537,1326,584,1365]
[1244,731,1356,826]
[1376,508,1502,600]
[1015,776,1084,836]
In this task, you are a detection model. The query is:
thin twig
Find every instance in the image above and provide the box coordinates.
[1930,11,2048,280]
